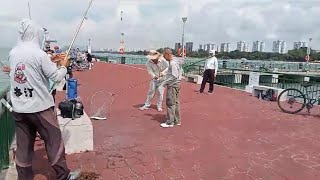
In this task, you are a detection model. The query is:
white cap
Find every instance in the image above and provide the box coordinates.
[209,50,215,55]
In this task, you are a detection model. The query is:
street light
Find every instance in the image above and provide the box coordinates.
[306,38,312,73]
[307,38,312,61]
[181,17,187,59]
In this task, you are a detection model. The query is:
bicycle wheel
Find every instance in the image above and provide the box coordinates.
[277,88,306,114]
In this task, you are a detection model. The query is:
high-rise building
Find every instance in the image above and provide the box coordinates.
[199,44,203,50]
[216,45,220,52]
[252,41,265,52]
[211,44,217,51]
[272,40,286,54]
[237,41,250,52]
[293,41,307,49]
[200,43,217,52]
[175,43,181,53]
[186,42,193,53]
[221,43,230,52]
[203,44,210,52]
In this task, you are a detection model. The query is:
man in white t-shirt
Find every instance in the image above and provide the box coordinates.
[199,50,218,94]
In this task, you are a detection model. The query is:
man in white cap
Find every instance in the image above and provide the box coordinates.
[199,50,218,94]
[139,50,169,112]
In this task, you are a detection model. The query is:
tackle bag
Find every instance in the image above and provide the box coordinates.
[58,100,76,119]
[58,99,84,120]
[263,89,277,101]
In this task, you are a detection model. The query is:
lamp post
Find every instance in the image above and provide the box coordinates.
[181,17,187,59]
[307,38,312,61]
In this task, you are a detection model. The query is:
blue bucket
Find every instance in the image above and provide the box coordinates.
[67,78,78,100]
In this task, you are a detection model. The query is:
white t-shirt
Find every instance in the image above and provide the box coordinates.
[204,56,218,74]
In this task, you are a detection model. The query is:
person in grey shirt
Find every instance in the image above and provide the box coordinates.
[5,19,80,180]
[161,48,185,128]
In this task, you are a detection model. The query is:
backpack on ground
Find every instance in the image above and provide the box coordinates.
[58,99,84,120]
[262,89,277,101]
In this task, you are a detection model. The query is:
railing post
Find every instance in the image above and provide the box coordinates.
[231,69,234,88]
[2,95,10,170]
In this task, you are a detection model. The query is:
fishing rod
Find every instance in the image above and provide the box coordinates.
[49,0,94,94]
[27,0,32,20]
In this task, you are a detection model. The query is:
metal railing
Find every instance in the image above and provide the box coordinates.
[0,85,14,173]
[97,55,207,66]
[95,54,320,73]
[184,62,320,96]
[95,55,320,98]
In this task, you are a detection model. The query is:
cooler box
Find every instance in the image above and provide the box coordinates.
[67,78,78,100]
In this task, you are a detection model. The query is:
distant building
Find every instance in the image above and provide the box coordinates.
[211,44,217,51]
[237,41,250,52]
[202,43,217,52]
[186,42,193,53]
[199,44,203,50]
[252,41,265,52]
[221,43,230,52]
[216,45,220,52]
[272,40,286,54]
[293,41,307,49]
[203,44,210,52]
[175,43,181,53]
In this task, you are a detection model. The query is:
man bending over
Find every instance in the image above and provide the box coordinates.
[139,50,169,112]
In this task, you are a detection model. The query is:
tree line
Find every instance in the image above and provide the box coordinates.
[188,47,320,62]
[93,47,320,62]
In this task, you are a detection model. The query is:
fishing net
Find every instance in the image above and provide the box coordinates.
[89,79,151,120]
[89,90,114,120]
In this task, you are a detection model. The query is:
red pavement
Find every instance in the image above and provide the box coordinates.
[32,62,320,180]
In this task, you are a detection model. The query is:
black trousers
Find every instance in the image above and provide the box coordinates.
[13,108,70,180]
[200,69,215,93]
[52,89,57,102]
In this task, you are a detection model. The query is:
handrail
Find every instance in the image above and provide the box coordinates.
[0,84,10,101]
[0,83,14,172]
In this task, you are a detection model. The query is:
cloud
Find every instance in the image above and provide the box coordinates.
[0,0,319,51]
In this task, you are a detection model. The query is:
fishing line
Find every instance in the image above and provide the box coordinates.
[111,78,152,96]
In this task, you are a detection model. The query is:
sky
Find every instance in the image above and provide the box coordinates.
[0,0,319,52]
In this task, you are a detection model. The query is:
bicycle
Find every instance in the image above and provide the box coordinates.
[277,83,320,114]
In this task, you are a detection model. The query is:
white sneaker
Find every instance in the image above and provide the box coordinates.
[139,106,149,110]
[175,122,181,126]
[160,122,174,128]
[157,107,163,112]
[68,170,81,180]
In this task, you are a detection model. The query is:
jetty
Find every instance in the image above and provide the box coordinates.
[1,62,320,179]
